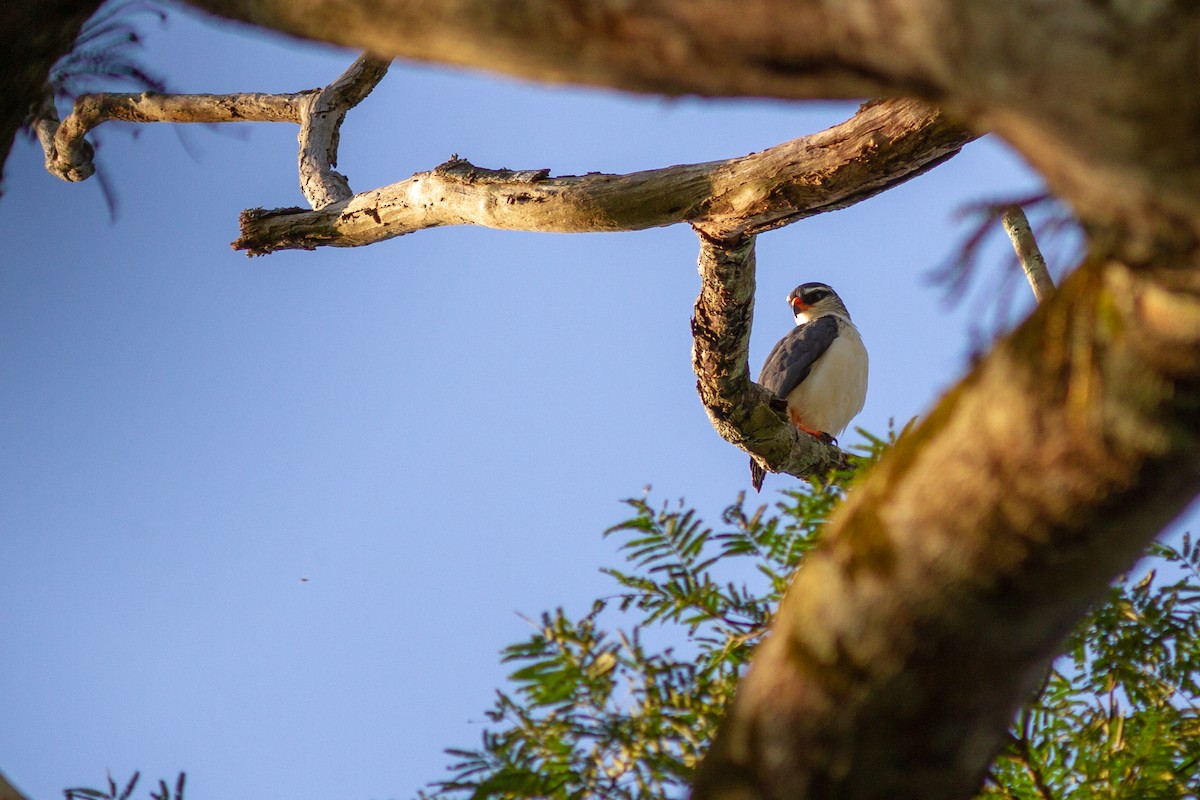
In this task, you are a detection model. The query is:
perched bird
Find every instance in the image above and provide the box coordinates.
[751,282,868,491]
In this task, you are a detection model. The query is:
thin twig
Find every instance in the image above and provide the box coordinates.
[1002,205,1054,303]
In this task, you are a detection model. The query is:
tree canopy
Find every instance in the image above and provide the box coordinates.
[6,2,1200,799]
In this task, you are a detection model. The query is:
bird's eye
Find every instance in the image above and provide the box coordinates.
[805,289,829,303]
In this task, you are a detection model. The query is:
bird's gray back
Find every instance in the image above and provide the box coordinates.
[757,315,839,400]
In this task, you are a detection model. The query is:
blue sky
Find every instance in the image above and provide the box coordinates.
[2,4,1183,800]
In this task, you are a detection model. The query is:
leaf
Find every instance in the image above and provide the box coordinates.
[419,428,1200,800]
[118,773,140,800]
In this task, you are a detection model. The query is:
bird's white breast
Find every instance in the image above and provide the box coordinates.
[785,317,868,437]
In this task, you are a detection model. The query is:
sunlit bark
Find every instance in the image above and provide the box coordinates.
[8,2,1200,799]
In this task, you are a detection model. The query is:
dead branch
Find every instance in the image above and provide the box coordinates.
[12,4,1200,800]
[235,99,973,254]
[36,52,389,209]
[1002,206,1054,303]
[297,53,390,209]
[42,89,305,182]
[182,0,1200,258]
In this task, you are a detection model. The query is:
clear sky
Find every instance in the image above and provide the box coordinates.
[2,4,1191,800]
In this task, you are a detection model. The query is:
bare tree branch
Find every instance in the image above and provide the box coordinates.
[0,0,103,187]
[181,0,1200,253]
[41,89,305,181]
[690,234,846,483]
[1002,205,1054,303]
[12,5,1200,800]
[235,99,973,254]
[296,53,390,209]
[36,52,389,208]
[29,87,77,177]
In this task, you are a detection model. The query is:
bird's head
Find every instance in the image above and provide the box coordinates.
[788,282,850,324]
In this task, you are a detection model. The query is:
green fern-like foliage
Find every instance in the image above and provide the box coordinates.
[423,430,1200,800]
[419,432,885,800]
[982,536,1200,799]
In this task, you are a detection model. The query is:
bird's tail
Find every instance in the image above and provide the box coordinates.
[750,458,766,492]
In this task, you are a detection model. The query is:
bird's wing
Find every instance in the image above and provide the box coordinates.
[757,315,840,399]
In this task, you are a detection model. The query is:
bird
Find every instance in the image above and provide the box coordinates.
[750,282,868,491]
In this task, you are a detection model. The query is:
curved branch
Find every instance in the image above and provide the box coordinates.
[297,53,390,209]
[691,234,845,481]
[1002,206,1054,303]
[235,98,973,254]
[42,90,306,182]
[0,0,102,185]
[36,52,389,206]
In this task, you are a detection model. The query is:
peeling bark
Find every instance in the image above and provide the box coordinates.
[179,0,1200,248]
[0,0,103,188]
[235,99,971,253]
[295,53,390,209]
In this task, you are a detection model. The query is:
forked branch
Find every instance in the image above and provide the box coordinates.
[235,99,974,253]
[35,53,390,207]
